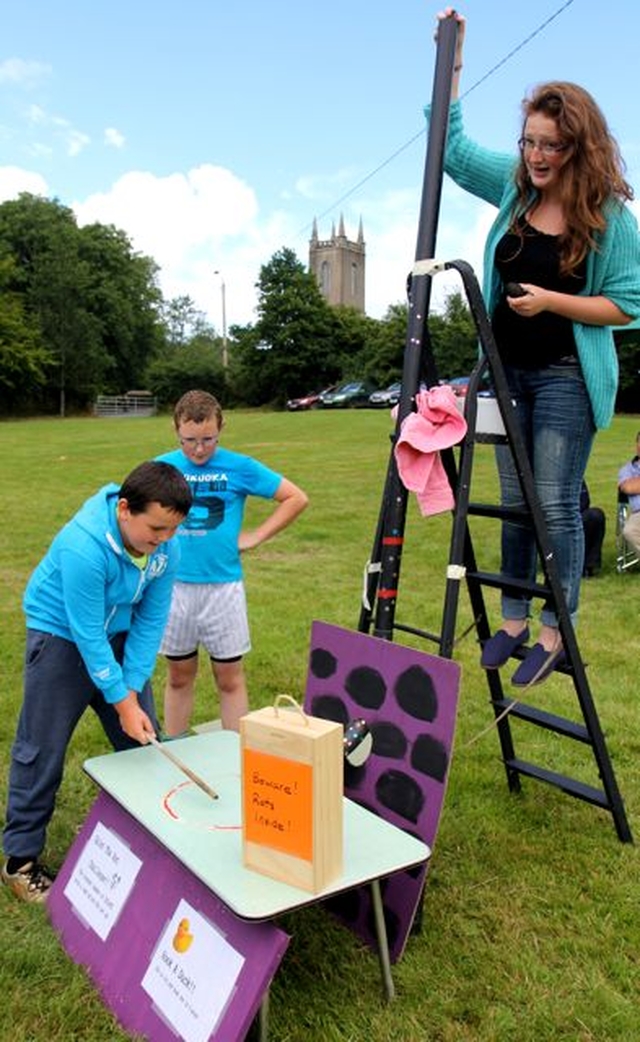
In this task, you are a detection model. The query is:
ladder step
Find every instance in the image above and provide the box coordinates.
[493,700,590,742]
[468,502,532,523]
[466,570,550,598]
[505,757,610,810]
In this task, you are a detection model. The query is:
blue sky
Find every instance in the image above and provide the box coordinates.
[2,0,639,332]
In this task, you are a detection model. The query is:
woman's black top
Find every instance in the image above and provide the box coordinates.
[492,216,587,369]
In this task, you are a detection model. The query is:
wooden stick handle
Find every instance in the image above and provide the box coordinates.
[147,735,219,801]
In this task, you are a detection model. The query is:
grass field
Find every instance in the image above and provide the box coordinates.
[1,407,639,1041]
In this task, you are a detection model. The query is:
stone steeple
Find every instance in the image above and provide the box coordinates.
[308,215,365,313]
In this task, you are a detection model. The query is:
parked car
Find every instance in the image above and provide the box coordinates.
[441,376,470,397]
[319,380,378,408]
[286,385,336,411]
[368,381,402,408]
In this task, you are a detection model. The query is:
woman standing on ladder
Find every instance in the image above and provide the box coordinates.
[434,8,640,685]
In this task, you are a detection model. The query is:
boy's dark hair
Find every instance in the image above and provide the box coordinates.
[119,461,192,516]
[173,389,223,428]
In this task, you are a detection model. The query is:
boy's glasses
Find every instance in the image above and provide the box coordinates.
[179,436,219,449]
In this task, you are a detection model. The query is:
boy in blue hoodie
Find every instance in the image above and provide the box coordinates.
[2,460,192,903]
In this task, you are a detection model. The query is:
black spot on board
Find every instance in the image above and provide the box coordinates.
[375,769,425,824]
[411,733,449,782]
[309,694,349,727]
[394,666,438,721]
[345,665,387,709]
[370,721,407,759]
[310,646,338,679]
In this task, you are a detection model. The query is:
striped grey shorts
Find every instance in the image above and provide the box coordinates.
[160,581,251,660]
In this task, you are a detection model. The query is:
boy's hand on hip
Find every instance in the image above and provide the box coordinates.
[115,691,156,744]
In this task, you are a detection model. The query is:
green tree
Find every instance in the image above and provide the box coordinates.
[145,338,227,407]
[365,301,408,385]
[429,289,478,379]
[0,193,165,414]
[78,222,164,393]
[0,255,53,411]
[0,194,105,413]
[331,305,380,382]
[232,248,341,406]
[159,295,210,348]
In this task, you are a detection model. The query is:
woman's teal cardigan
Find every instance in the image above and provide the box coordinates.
[430,100,640,429]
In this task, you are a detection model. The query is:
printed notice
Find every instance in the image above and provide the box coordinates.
[142,898,245,1042]
[63,821,142,940]
[242,748,313,860]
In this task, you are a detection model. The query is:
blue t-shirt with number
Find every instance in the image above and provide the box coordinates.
[156,447,282,583]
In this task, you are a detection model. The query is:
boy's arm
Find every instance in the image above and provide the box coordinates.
[60,546,130,703]
[238,478,308,551]
[121,546,179,693]
[60,547,158,743]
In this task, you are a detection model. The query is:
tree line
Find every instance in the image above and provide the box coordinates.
[1,193,639,415]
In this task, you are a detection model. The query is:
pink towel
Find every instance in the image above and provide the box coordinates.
[394,385,467,516]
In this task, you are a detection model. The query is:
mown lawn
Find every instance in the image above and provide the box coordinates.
[1,407,639,1041]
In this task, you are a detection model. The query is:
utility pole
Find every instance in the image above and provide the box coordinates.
[213,269,228,368]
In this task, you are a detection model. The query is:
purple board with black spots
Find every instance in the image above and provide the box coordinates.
[304,620,460,963]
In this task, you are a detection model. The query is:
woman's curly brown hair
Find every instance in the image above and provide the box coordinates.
[513,81,633,275]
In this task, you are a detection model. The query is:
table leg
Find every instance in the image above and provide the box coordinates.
[370,879,395,1001]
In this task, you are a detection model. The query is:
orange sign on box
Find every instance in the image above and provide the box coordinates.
[243,748,313,861]
[240,699,343,891]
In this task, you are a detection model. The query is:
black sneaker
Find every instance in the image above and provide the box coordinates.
[1,859,55,903]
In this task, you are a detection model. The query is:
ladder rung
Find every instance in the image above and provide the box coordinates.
[467,502,531,523]
[505,757,610,809]
[492,700,590,742]
[466,570,550,598]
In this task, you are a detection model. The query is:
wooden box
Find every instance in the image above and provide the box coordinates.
[240,697,343,892]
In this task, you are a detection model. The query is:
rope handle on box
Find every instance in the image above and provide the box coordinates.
[273,693,309,725]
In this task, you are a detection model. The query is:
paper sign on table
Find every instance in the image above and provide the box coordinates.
[141,898,245,1042]
[63,821,142,940]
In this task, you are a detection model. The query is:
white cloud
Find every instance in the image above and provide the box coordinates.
[0,58,51,88]
[23,107,91,157]
[0,157,496,332]
[26,103,47,124]
[0,166,48,202]
[73,164,273,328]
[104,127,125,149]
[65,128,90,157]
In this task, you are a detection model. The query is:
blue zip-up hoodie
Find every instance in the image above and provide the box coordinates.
[23,483,180,704]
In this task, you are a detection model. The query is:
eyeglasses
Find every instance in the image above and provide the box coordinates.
[518,136,570,157]
[179,436,219,449]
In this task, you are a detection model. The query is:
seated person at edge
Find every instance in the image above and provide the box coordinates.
[2,461,192,903]
[618,430,640,556]
[156,390,308,735]
[434,9,640,686]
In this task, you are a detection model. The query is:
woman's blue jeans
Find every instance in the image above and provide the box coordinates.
[496,364,595,628]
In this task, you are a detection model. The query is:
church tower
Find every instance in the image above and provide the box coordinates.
[309,215,365,313]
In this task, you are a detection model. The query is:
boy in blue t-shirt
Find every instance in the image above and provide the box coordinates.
[156,390,308,734]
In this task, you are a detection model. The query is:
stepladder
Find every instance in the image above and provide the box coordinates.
[360,256,633,844]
